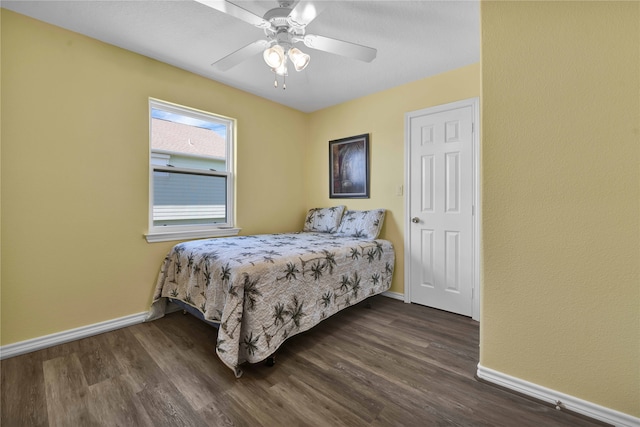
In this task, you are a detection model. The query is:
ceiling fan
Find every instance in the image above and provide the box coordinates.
[194,0,377,88]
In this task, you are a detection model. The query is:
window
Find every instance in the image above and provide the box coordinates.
[145,99,238,242]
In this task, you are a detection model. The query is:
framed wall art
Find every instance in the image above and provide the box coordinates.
[329,133,370,198]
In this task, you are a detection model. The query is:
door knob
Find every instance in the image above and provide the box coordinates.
[411,217,420,223]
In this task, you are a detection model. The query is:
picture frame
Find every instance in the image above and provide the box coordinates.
[329,133,370,198]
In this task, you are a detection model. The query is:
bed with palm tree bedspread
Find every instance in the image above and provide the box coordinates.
[146,207,394,377]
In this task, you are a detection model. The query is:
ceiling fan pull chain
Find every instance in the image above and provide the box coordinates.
[283,74,286,90]
[274,75,278,88]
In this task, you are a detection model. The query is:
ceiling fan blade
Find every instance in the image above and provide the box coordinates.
[303,34,377,62]
[212,40,270,71]
[287,1,328,27]
[194,0,270,29]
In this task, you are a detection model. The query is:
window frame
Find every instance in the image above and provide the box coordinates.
[145,98,239,243]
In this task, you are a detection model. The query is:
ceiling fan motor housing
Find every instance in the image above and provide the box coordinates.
[263,6,305,47]
[263,7,292,28]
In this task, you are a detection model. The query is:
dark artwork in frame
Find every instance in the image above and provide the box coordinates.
[329,134,370,198]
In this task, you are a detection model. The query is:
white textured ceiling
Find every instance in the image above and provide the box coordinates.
[3,0,479,112]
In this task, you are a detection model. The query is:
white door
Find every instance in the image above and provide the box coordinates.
[406,100,477,317]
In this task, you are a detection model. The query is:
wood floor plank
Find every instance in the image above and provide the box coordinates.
[275,350,385,423]
[307,322,556,426]
[157,311,219,354]
[0,295,609,426]
[338,317,479,380]
[225,380,299,426]
[293,344,468,426]
[270,374,372,426]
[76,332,123,386]
[43,354,97,427]
[87,375,155,427]
[130,321,225,411]
[0,352,48,427]
[197,391,264,427]
[136,381,208,427]
[102,327,170,393]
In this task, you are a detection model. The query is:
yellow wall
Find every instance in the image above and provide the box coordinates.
[4,1,638,420]
[1,9,308,344]
[480,1,639,417]
[306,64,480,293]
[1,6,479,344]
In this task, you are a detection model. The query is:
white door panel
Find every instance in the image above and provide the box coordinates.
[407,101,476,317]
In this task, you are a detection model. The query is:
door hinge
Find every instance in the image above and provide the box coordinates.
[472,205,475,216]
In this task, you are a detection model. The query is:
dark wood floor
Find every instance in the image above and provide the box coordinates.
[1,295,607,426]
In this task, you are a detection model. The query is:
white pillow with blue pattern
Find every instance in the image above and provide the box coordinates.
[303,206,346,233]
[335,209,386,239]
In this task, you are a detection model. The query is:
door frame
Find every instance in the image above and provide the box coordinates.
[403,97,481,321]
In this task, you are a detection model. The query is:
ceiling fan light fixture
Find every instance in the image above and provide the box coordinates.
[288,47,310,71]
[263,44,285,68]
[202,0,378,91]
[271,56,289,76]
[272,59,288,76]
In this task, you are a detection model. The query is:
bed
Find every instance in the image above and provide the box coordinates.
[146,206,395,377]
[146,207,395,377]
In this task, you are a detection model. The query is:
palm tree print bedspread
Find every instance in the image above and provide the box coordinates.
[147,232,395,377]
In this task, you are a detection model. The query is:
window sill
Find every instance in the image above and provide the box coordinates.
[145,227,241,243]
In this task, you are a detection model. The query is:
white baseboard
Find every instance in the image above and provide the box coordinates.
[477,364,639,427]
[381,290,405,301]
[0,312,148,360]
